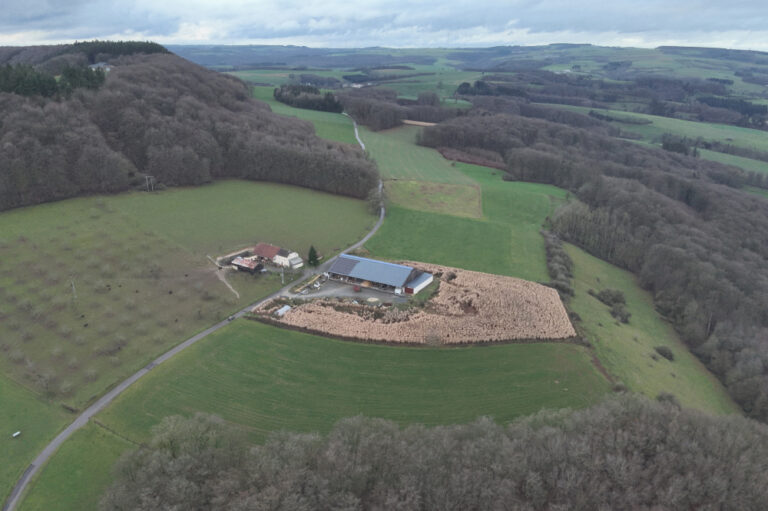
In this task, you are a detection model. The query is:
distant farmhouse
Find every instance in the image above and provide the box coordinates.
[226,242,304,273]
[327,254,433,295]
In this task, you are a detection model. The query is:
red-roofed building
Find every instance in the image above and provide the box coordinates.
[252,243,281,261]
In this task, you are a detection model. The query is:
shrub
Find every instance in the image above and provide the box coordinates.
[610,303,631,323]
[654,346,675,361]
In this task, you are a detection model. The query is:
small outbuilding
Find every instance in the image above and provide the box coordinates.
[231,256,263,274]
[405,272,434,294]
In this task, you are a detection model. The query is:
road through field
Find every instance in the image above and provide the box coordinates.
[3,129,384,511]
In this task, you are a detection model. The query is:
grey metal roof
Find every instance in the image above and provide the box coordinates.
[329,255,414,288]
[406,272,432,289]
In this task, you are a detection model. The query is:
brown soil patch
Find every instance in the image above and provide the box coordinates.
[253,262,576,344]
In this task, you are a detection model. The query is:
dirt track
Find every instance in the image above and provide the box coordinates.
[255,262,576,344]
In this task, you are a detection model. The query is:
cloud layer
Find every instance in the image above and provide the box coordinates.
[1,0,767,50]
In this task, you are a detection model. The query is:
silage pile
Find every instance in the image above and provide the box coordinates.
[254,262,576,344]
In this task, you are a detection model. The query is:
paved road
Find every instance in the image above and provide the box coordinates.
[3,124,383,511]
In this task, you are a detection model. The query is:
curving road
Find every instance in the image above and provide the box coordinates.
[3,125,381,511]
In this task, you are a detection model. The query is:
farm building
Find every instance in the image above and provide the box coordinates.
[274,248,304,269]
[252,243,281,262]
[252,243,304,269]
[231,256,263,274]
[327,254,433,295]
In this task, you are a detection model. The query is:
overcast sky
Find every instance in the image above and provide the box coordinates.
[1,0,767,50]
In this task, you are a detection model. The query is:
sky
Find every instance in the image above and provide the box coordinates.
[1,0,767,50]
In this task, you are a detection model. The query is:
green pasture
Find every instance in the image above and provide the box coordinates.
[566,244,739,416]
[552,105,768,152]
[18,424,131,511]
[697,149,768,175]
[250,86,358,144]
[746,186,768,199]
[360,125,476,184]
[22,319,608,509]
[0,375,69,505]
[108,180,374,256]
[369,164,566,282]
[99,320,610,442]
[384,180,482,218]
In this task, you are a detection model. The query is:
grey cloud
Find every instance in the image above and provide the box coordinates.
[0,0,766,49]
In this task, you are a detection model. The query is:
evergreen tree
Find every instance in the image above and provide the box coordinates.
[308,245,319,267]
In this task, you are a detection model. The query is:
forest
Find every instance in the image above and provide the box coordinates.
[101,395,768,510]
[419,97,768,421]
[0,50,379,211]
[455,71,767,128]
[273,84,343,112]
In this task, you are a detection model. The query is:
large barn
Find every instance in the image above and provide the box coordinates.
[327,254,433,295]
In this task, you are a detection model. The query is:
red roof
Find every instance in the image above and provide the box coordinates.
[252,243,280,259]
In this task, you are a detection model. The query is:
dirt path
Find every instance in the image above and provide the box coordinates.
[3,171,386,511]
[214,268,240,299]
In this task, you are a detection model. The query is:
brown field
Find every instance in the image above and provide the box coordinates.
[254,263,576,344]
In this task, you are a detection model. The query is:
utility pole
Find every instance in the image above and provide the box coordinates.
[281,267,285,285]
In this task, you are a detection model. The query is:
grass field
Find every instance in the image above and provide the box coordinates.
[100,320,610,441]
[108,180,375,256]
[552,105,768,152]
[565,244,739,415]
[369,164,566,282]
[697,149,768,175]
[746,186,768,199]
[18,424,132,511]
[360,125,477,184]
[22,319,609,509]
[0,375,69,504]
[250,86,358,145]
[384,180,482,218]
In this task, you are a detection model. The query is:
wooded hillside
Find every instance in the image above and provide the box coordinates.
[101,396,768,510]
[0,47,379,211]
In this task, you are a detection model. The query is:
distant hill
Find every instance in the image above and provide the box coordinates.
[0,44,378,211]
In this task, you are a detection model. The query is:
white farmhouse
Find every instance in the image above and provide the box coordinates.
[273,248,304,269]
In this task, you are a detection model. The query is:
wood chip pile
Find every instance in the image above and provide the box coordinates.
[253,262,576,344]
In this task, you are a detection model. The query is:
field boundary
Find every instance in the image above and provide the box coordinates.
[245,315,583,348]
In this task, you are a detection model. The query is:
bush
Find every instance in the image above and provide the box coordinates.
[655,346,675,361]
[610,303,631,323]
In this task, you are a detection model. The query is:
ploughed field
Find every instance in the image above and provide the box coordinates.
[255,262,576,344]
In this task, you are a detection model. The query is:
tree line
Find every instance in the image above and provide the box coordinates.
[339,88,465,131]
[273,84,342,112]
[0,52,379,211]
[419,102,768,421]
[0,63,104,97]
[101,395,768,510]
[454,71,768,129]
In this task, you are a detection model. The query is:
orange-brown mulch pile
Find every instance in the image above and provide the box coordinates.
[253,262,576,344]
